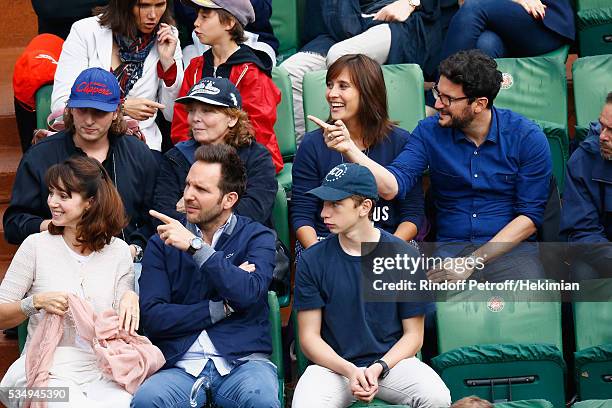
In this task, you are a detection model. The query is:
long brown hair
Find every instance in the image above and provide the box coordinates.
[326,54,395,148]
[45,156,128,252]
[94,0,175,38]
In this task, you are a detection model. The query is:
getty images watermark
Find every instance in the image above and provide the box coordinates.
[358,242,601,302]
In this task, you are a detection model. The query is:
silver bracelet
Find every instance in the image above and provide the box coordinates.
[20,295,39,317]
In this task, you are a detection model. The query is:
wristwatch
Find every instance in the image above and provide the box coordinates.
[133,244,144,263]
[187,236,204,255]
[368,359,390,379]
[20,295,39,317]
[408,0,421,8]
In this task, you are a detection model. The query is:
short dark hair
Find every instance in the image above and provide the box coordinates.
[350,195,376,221]
[45,156,128,252]
[606,91,612,104]
[94,0,175,38]
[194,144,246,200]
[439,50,502,109]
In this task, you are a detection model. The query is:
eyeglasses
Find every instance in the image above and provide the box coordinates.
[432,85,471,107]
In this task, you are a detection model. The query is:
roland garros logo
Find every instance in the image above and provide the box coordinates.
[75,81,112,96]
[501,73,513,90]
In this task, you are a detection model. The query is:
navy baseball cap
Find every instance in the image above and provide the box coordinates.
[175,77,242,109]
[307,163,379,201]
[67,67,120,112]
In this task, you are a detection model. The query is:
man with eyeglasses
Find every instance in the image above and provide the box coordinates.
[323,50,552,283]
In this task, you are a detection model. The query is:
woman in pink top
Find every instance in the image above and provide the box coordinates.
[0,156,140,407]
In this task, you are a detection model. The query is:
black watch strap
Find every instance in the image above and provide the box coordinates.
[368,359,390,379]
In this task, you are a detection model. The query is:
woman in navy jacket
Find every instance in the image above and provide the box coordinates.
[442,0,575,59]
[291,54,424,257]
[153,77,277,225]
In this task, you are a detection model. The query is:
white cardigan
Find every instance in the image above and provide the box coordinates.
[51,16,184,151]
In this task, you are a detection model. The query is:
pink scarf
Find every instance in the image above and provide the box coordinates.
[25,294,165,407]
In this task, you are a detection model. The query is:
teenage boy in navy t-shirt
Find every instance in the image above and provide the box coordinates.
[292,163,450,408]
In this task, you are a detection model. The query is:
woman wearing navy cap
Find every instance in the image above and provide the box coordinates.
[153,77,277,226]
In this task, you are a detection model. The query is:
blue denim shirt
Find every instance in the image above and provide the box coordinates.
[387,107,552,243]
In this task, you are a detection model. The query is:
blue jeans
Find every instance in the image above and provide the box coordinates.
[442,0,566,59]
[131,360,280,408]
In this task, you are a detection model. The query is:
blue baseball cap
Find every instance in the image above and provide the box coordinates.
[175,77,242,109]
[307,163,379,201]
[67,67,120,112]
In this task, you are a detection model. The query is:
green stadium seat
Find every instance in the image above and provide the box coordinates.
[572,55,612,142]
[572,400,612,408]
[267,291,286,406]
[494,56,569,191]
[18,319,27,353]
[538,45,570,64]
[431,286,565,405]
[271,181,291,307]
[576,0,612,56]
[302,64,425,134]
[270,0,299,62]
[271,66,296,192]
[35,84,53,129]
[573,279,612,400]
[495,400,554,408]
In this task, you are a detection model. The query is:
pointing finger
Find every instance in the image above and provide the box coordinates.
[150,209,175,224]
[307,115,330,130]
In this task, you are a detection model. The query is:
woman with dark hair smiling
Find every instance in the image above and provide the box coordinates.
[51,0,183,155]
[291,54,424,259]
[0,156,140,407]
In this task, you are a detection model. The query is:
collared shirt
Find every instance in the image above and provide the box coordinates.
[175,213,236,377]
[387,107,552,243]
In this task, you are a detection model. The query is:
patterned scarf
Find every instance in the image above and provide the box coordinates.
[112,31,157,99]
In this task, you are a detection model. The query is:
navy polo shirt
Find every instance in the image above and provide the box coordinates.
[294,230,434,367]
[387,107,552,243]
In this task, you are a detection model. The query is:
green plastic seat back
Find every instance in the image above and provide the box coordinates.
[576,4,612,56]
[495,399,555,408]
[436,288,563,354]
[267,291,285,405]
[35,84,53,129]
[494,56,568,190]
[303,64,425,134]
[577,0,612,9]
[573,55,612,130]
[271,66,296,161]
[18,319,28,353]
[538,45,570,64]
[573,279,612,351]
[572,401,612,408]
[270,0,298,61]
[272,181,289,249]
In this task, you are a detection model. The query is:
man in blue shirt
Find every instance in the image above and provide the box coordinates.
[132,144,279,408]
[560,92,612,281]
[293,163,450,407]
[318,50,552,282]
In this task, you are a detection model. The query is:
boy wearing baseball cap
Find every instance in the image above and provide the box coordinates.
[171,0,284,174]
[292,164,450,407]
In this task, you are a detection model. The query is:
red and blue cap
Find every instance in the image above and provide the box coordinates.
[67,67,120,112]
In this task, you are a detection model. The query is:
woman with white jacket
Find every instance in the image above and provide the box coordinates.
[51,0,183,155]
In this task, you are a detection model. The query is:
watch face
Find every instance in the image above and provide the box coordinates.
[191,237,204,250]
